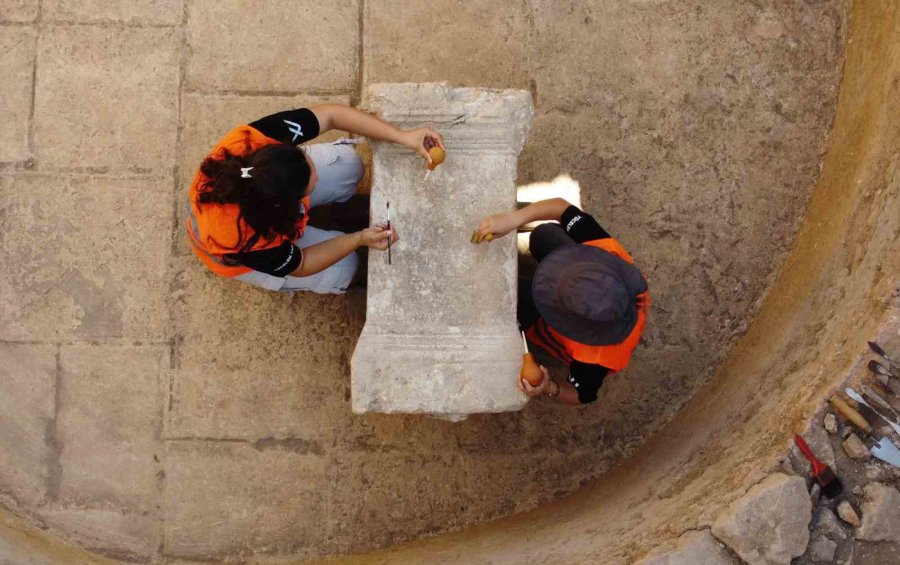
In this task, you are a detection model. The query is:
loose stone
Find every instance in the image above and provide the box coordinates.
[837,500,860,527]
[795,426,835,468]
[857,483,900,542]
[711,473,811,564]
[809,483,821,504]
[813,507,847,540]
[807,535,837,563]
[824,413,838,433]
[842,433,870,460]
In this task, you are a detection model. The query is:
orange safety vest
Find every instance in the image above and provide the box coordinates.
[186,125,311,278]
[525,238,650,371]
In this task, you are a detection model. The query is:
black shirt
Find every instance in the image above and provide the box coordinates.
[520,205,613,404]
[222,108,321,277]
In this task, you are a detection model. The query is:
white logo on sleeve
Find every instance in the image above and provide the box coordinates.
[566,215,582,231]
[283,119,304,143]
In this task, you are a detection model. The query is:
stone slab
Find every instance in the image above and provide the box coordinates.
[167,253,362,440]
[34,25,179,170]
[175,93,350,256]
[57,344,166,514]
[352,83,533,418]
[858,483,900,542]
[0,174,171,341]
[0,27,35,163]
[637,529,737,565]
[0,1,38,22]
[163,441,326,559]
[529,1,845,108]
[43,0,183,25]
[37,507,160,561]
[711,473,811,565]
[167,343,350,442]
[327,450,466,553]
[363,0,530,89]
[0,344,56,507]
[186,0,358,92]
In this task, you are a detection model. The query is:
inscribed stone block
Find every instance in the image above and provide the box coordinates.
[57,344,166,513]
[34,25,179,170]
[0,27,35,162]
[364,0,530,88]
[352,83,533,418]
[164,441,326,559]
[0,344,55,506]
[0,174,171,340]
[43,0,183,25]
[175,93,350,256]
[186,0,358,92]
[0,1,38,22]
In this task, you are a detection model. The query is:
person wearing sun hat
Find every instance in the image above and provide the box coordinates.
[473,198,650,405]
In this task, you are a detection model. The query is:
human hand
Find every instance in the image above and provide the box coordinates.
[397,128,446,163]
[472,212,518,244]
[358,223,399,251]
[517,366,551,398]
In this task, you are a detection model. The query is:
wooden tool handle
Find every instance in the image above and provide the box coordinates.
[830,396,872,432]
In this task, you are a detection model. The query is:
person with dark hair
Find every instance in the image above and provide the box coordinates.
[473,198,650,405]
[188,104,444,293]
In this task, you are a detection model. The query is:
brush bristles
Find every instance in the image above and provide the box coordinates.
[816,467,843,498]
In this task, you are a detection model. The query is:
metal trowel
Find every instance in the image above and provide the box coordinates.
[870,437,900,467]
[845,388,900,435]
[831,393,900,467]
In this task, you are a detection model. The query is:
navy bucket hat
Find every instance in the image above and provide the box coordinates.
[532,244,648,346]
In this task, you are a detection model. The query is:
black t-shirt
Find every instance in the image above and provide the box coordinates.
[222,108,321,277]
[520,205,613,404]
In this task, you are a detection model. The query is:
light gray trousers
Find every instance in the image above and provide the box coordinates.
[234,141,364,294]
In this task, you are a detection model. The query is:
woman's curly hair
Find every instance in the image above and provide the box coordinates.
[196,143,312,252]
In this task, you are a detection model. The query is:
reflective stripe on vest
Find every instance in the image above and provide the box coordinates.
[187,125,310,278]
[525,238,649,371]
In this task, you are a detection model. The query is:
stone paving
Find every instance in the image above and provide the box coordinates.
[0,0,848,561]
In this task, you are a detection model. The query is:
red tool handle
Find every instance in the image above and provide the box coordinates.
[794,434,826,475]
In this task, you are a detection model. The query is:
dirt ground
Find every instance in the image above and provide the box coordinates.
[0,0,861,562]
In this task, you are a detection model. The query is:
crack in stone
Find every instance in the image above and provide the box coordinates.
[45,345,63,503]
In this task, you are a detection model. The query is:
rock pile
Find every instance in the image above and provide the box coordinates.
[636,334,900,565]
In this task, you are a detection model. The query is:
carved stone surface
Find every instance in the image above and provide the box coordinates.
[352,83,533,419]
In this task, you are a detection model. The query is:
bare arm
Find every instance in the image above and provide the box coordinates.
[474,198,572,243]
[289,232,362,277]
[289,224,398,277]
[309,104,446,163]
